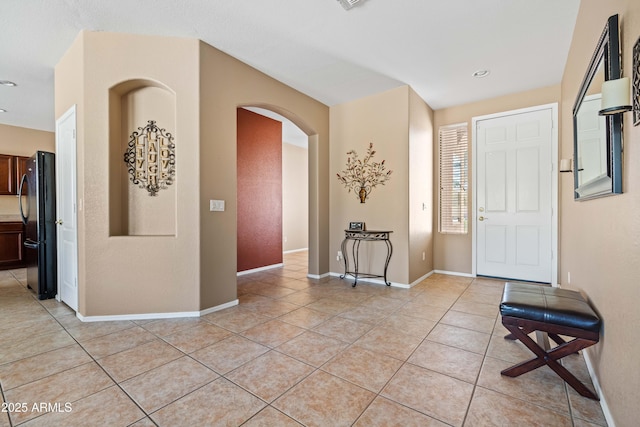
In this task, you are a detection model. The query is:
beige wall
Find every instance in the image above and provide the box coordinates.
[198,40,330,308]
[55,32,85,311]
[116,85,177,236]
[283,142,308,252]
[56,31,201,316]
[55,31,330,316]
[0,124,55,215]
[433,85,561,274]
[560,1,640,424]
[330,87,411,285]
[408,88,434,282]
[47,6,639,421]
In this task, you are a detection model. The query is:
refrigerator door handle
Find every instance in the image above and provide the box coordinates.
[18,174,28,225]
[24,239,39,249]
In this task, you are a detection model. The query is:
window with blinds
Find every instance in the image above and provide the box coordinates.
[439,123,468,234]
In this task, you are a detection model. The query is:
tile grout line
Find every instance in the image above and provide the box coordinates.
[236,278,413,425]
[463,282,588,425]
[43,306,154,426]
[0,379,14,427]
[386,277,477,426]
[4,268,483,426]
[460,277,501,427]
[5,261,597,426]
[277,273,485,426]
[1,293,145,425]
[341,279,473,426]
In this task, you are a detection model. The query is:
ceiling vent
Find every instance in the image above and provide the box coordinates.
[337,0,365,10]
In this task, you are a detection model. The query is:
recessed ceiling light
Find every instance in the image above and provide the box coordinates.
[472,69,490,78]
[0,109,7,113]
[0,80,17,87]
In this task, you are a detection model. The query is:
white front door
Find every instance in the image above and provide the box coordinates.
[56,105,78,311]
[475,107,554,283]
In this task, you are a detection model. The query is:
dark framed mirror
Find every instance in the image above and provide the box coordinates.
[572,14,623,200]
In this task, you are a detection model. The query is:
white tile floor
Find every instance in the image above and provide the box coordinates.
[0,252,607,426]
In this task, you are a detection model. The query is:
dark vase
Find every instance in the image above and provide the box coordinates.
[358,187,367,203]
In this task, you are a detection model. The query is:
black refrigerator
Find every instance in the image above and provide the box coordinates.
[18,151,57,300]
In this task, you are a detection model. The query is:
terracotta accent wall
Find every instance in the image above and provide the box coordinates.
[237,108,283,272]
[560,1,640,424]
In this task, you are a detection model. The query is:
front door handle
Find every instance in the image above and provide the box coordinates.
[55,219,63,225]
[478,216,488,221]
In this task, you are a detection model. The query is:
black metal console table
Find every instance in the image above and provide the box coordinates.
[340,230,393,287]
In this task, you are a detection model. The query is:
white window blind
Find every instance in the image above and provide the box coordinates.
[439,123,468,234]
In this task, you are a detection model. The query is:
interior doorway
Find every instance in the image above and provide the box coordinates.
[237,106,309,274]
[55,105,79,311]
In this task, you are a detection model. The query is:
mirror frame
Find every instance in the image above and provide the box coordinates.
[572,14,623,200]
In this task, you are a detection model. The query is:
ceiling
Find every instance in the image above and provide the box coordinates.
[0,0,580,132]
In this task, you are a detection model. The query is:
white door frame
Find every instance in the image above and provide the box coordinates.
[55,104,79,309]
[471,103,558,285]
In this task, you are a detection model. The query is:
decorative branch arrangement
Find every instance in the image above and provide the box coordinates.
[336,143,392,203]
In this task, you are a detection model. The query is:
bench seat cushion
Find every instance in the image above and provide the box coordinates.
[500,282,601,332]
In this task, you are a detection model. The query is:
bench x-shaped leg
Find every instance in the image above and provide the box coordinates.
[501,320,599,400]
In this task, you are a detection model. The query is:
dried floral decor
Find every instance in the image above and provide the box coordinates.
[336,143,392,203]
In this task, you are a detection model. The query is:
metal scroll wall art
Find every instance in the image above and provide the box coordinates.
[124,120,176,196]
[633,36,640,126]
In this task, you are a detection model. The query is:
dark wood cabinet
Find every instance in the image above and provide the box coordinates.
[15,156,29,195]
[0,155,16,195]
[0,154,29,195]
[0,221,25,270]
[0,153,30,269]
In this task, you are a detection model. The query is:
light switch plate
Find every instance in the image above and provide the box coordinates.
[210,200,225,212]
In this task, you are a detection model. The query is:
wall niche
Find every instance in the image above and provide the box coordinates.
[109,79,177,236]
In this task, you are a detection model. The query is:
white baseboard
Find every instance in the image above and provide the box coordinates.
[199,299,239,316]
[433,269,475,278]
[237,263,284,276]
[77,310,200,323]
[582,349,616,427]
[410,270,435,287]
[307,272,330,280]
[283,248,308,254]
[328,272,407,288]
[76,299,239,322]
[326,269,434,289]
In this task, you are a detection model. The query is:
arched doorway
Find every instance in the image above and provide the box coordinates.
[236,104,317,279]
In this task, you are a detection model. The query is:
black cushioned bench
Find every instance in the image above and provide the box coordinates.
[500,282,601,400]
